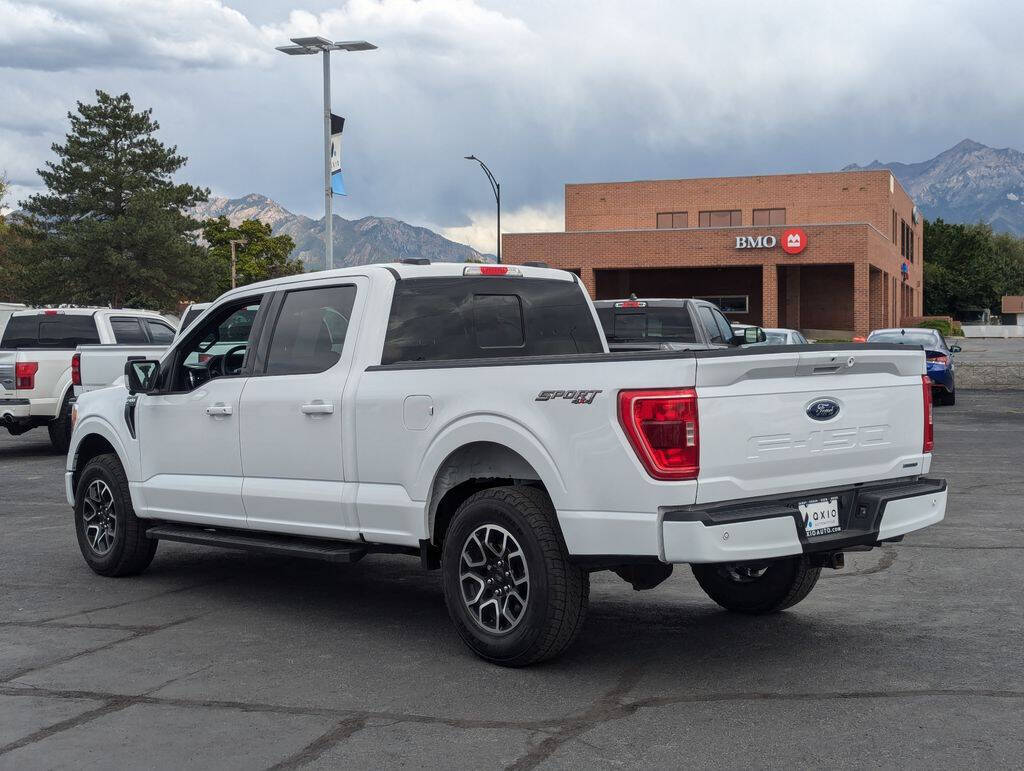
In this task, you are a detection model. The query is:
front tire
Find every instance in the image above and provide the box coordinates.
[441,486,589,666]
[74,453,157,577]
[691,556,820,614]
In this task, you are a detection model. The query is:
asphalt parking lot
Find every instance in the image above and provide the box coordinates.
[1,391,1022,769]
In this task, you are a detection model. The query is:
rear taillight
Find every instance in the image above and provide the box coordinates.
[15,361,38,390]
[71,353,81,386]
[927,354,949,366]
[618,388,699,480]
[922,375,934,453]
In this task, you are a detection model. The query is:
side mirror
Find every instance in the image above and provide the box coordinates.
[950,345,962,353]
[125,359,160,395]
[737,327,766,345]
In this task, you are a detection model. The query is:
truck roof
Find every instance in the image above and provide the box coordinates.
[11,307,167,318]
[217,262,578,302]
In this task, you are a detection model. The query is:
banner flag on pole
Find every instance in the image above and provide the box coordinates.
[330,114,345,174]
[331,171,346,196]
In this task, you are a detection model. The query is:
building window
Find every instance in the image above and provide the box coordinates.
[752,208,786,226]
[698,210,742,227]
[695,295,749,314]
[656,211,688,229]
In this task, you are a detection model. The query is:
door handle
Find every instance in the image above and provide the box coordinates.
[205,403,232,416]
[301,401,334,415]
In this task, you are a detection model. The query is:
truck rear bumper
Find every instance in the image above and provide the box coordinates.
[0,398,31,419]
[661,477,947,564]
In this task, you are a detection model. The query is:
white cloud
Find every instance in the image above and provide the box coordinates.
[437,203,563,254]
[0,0,272,70]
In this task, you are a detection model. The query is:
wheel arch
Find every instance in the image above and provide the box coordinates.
[70,418,133,495]
[427,441,562,549]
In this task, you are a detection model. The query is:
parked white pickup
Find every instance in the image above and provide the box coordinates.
[66,262,947,665]
[1,308,175,451]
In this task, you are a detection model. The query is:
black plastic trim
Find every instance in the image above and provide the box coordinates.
[382,266,401,282]
[365,342,911,372]
[664,477,947,555]
[0,398,30,406]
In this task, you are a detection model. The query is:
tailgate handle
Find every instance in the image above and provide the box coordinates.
[812,365,842,374]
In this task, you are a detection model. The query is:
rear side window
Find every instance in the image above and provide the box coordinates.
[111,317,148,344]
[382,277,602,364]
[265,285,357,376]
[2,314,100,349]
[145,320,175,344]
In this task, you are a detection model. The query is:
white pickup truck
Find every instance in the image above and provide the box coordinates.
[1,308,176,451]
[66,263,947,665]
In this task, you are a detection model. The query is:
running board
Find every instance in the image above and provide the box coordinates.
[145,524,368,563]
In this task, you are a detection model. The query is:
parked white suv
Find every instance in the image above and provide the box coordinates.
[66,263,947,665]
[1,308,175,451]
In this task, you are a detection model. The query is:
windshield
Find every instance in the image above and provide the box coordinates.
[867,330,940,348]
[596,307,699,343]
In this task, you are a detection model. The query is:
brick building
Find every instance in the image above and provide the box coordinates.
[502,170,923,337]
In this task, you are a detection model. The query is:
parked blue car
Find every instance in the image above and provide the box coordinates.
[866,328,961,405]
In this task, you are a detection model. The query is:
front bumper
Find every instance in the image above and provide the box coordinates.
[661,477,947,564]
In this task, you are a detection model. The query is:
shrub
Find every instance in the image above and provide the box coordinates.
[916,318,964,337]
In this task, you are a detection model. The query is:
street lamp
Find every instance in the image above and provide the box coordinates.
[464,155,500,263]
[229,238,247,288]
[277,36,378,271]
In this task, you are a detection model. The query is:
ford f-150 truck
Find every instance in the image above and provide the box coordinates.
[66,262,947,665]
[1,308,176,451]
[594,298,766,352]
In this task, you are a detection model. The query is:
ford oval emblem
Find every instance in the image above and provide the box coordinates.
[806,399,841,421]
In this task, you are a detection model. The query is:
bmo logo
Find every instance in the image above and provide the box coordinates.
[781,228,808,254]
[735,228,809,253]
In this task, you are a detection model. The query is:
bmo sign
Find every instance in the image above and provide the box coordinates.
[735,228,808,255]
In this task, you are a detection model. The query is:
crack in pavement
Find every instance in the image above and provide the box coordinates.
[505,663,648,771]
[0,696,136,757]
[0,615,204,686]
[266,717,368,770]
[35,577,227,625]
[0,680,1022,761]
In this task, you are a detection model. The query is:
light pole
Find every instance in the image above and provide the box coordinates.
[229,238,247,288]
[277,36,377,271]
[464,155,500,263]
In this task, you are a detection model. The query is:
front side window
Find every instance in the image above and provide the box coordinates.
[698,306,725,344]
[695,295,749,314]
[111,317,148,344]
[264,285,357,376]
[382,277,602,365]
[174,298,262,390]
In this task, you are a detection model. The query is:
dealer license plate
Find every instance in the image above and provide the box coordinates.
[799,497,840,537]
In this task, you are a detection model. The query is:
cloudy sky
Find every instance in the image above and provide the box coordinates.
[2,0,1023,252]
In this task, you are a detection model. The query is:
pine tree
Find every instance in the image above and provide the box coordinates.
[18,90,213,309]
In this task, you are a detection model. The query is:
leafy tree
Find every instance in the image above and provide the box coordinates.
[201,216,302,295]
[13,90,213,309]
[922,218,1024,315]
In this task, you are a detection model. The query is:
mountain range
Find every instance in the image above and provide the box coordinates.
[190,194,487,270]
[844,139,1024,235]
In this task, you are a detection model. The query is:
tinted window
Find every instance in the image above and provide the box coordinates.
[382,277,602,364]
[180,308,204,333]
[712,309,735,342]
[867,330,940,348]
[146,320,175,344]
[474,295,525,349]
[595,306,698,343]
[265,285,357,376]
[6,314,101,348]
[698,307,725,343]
[111,317,148,344]
[1,315,41,349]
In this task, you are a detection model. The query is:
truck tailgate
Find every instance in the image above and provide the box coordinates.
[0,351,14,394]
[694,346,928,503]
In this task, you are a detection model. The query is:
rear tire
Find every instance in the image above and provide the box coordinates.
[441,486,589,666]
[74,453,157,577]
[48,391,73,453]
[936,387,955,406]
[691,555,820,614]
